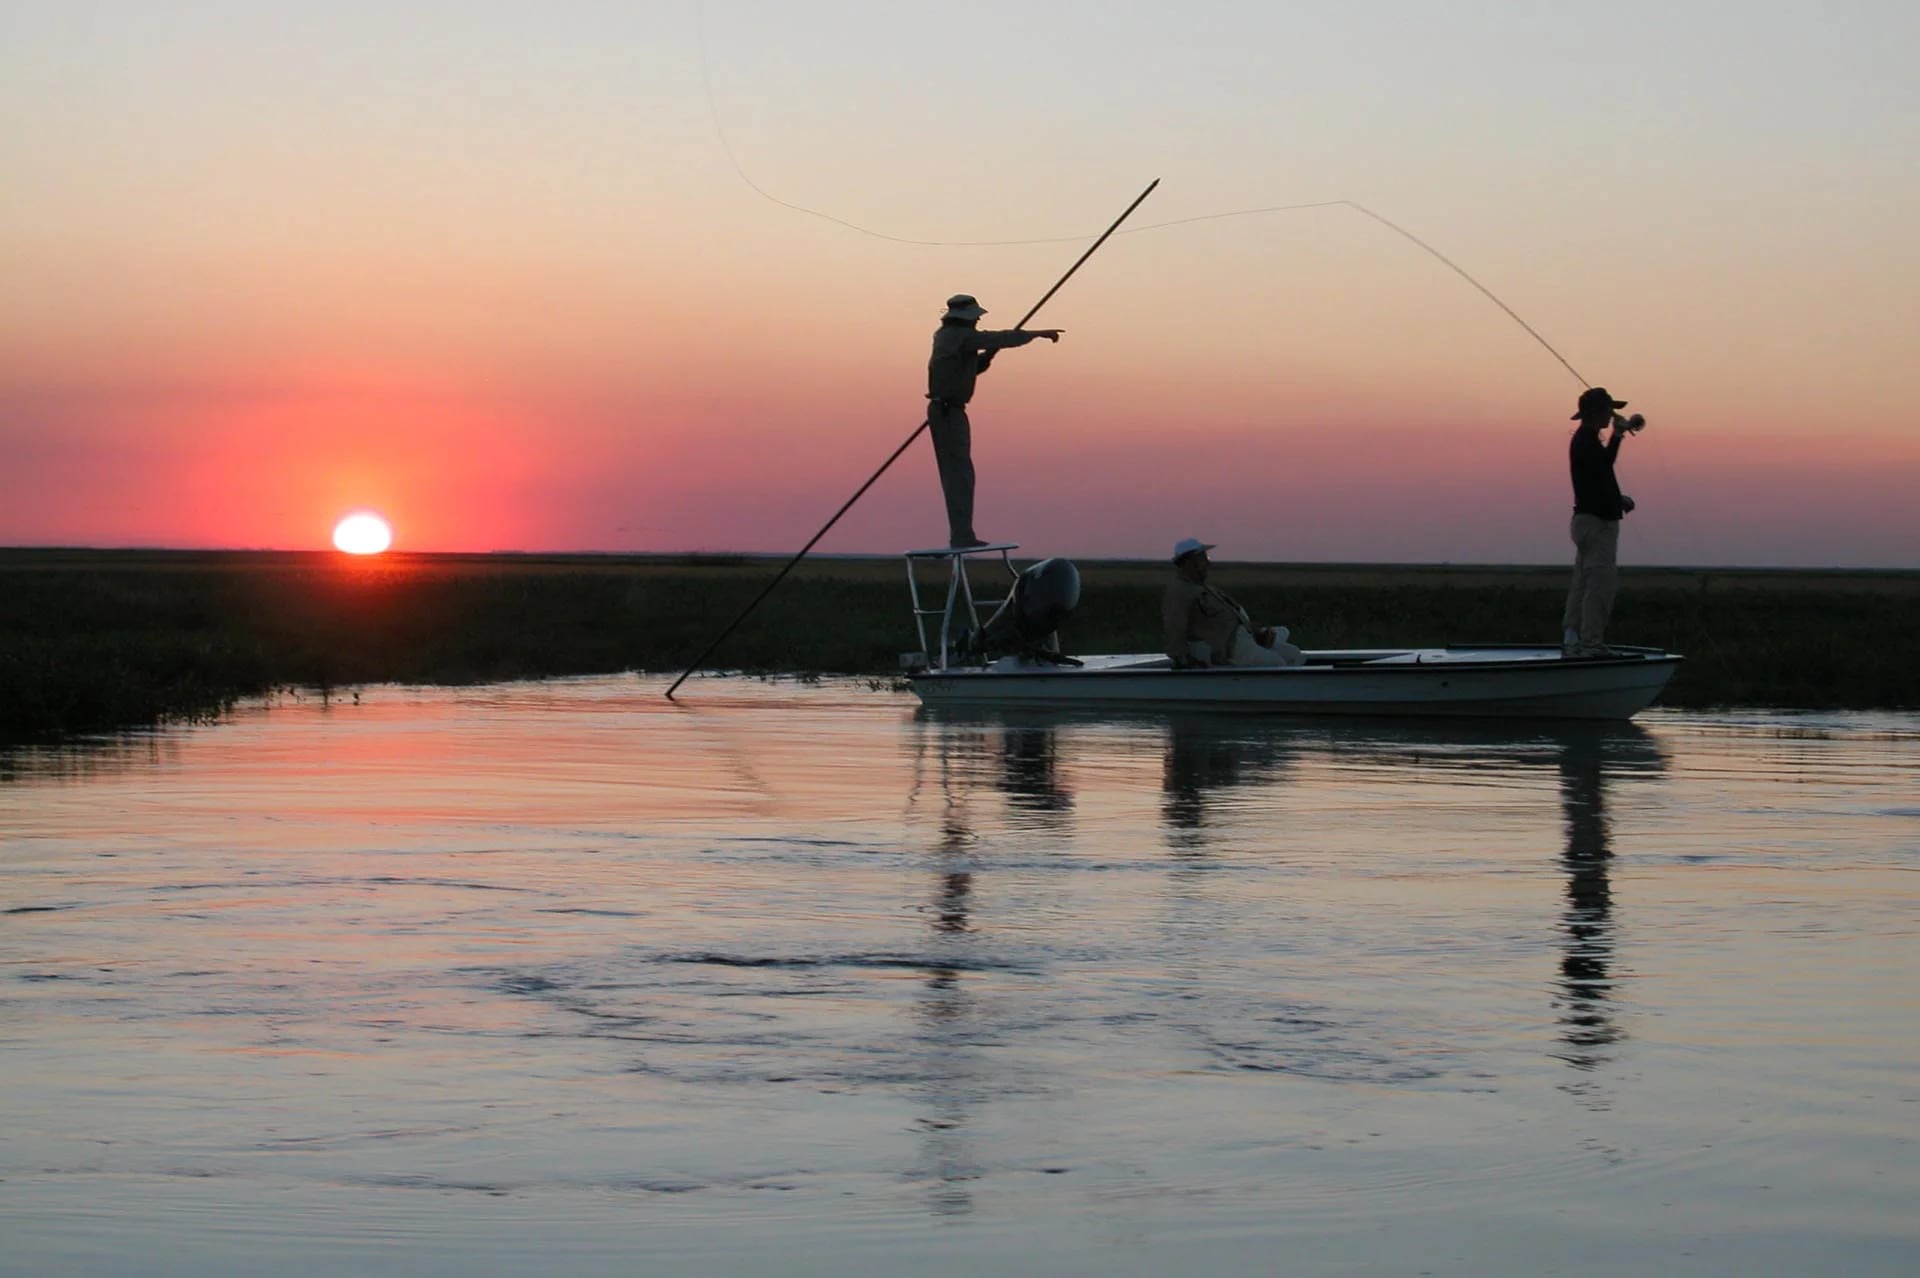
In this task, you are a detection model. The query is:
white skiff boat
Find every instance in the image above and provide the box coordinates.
[900,545,1681,721]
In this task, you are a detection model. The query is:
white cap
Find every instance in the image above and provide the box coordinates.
[1172,537,1215,562]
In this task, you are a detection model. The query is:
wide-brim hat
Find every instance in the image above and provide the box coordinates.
[943,293,987,321]
[1172,537,1216,563]
[1572,386,1628,419]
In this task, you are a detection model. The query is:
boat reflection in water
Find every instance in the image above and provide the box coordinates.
[900,716,1083,1215]
[912,706,1668,1111]
[1550,725,1666,1100]
[1152,714,1664,1091]
[1161,718,1296,851]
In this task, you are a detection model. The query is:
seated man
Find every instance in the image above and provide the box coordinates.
[1161,538,1305,668]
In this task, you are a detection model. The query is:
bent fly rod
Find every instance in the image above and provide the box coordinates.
[664,178,1160,699]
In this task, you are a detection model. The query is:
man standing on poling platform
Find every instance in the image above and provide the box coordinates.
[926,294,1062,549]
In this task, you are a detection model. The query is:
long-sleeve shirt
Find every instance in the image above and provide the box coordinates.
[1162,576,1251,664]
[927,322,1041,405]
[1569,427,1625,519]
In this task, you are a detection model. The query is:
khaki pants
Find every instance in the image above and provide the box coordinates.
[1189,626,1306,668]
[926,400,975,545]
[1562,514,1621,649]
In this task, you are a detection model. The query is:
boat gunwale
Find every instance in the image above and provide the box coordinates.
[909,651,1684,682]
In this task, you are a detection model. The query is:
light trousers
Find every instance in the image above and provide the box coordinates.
[1189,626,1306,668]
[1562,514,1621,648]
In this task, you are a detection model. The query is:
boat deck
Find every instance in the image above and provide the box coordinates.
[969,644,1664,673]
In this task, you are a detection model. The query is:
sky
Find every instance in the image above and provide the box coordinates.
[3,0,1917,566]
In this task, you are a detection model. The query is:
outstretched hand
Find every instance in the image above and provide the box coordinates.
[1034,329,1064,343]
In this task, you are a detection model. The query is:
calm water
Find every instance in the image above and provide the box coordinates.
[3,677,1916,1276]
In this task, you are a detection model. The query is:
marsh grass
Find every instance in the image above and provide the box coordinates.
[2,550,1914,738]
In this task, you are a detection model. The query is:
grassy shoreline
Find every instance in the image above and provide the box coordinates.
[3,549,1915,739]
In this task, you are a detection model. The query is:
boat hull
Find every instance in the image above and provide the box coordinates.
[908,647,1682,721]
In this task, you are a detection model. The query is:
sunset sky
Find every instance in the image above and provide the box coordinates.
[4,1,1916,566]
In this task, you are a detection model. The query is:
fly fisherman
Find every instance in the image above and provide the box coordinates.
[1562,386,1645,656]
[926,294,1062,549]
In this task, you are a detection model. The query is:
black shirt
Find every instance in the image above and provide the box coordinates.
[1569,427,1624,519]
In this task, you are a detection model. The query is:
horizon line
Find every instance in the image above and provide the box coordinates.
[1,544,1914,575]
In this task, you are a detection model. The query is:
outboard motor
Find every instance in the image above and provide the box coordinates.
[981,557,1084,664]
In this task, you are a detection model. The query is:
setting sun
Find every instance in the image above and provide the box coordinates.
[332,512,393,555]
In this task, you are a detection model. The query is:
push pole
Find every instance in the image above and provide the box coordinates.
[664,178,1160,699]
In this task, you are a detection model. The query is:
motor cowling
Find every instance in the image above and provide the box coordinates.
[983,557,1081,652]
